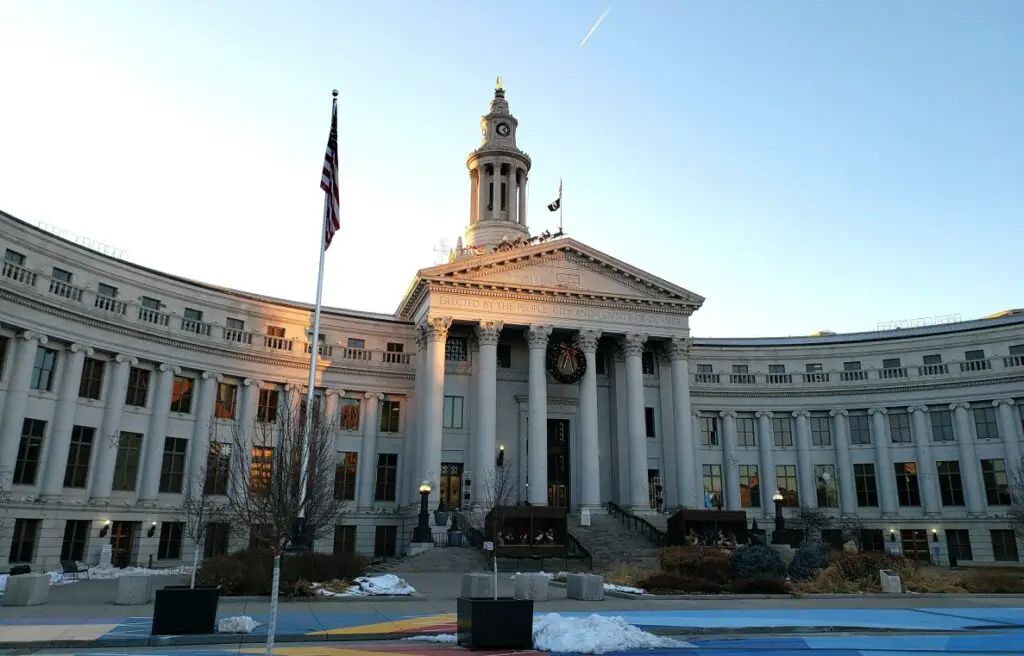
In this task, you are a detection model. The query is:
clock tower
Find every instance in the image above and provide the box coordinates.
[463,78,532,251]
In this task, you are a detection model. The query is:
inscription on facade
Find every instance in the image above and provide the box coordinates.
[434,294,685,327]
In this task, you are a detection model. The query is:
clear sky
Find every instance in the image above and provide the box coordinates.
[1,1,1021,338]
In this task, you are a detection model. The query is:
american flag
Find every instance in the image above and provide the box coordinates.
[320,96,341,250]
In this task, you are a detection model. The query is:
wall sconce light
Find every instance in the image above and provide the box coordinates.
[496,445,505,467]
[932,528,939,543]
[889,528,896,542]
[147,521,158,538]
[99,520,111,538]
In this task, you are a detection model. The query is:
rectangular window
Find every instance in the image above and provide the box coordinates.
[183,308,203,322]
[226,318,245,331]
[334,452,358,501]
[158,437,189,494]
[78,358,105,400]
[930,409,955,442]
[443,396,464,429]
[346,337,364,349]
[641,352,656,375]
[334,525,356,554]
[97,282,118,298]
[445,336,468,362]
[853,463,878,507]
[374,525,397,558]
[30,346,58,391]
[379,399,400,433]
[266,325,286,339]
[170,376,195,413]
[4,248,26,265]
[257,388,279,423]
[125,367,150,407]
[204,442,231,496]
[814,464,838,507]
[644,407,656,438]
[140,296,161,310]
[14,418,46,485]
[775,464,798,506]
[945,529,973,562]
[894,462,922,507]
[973,406,1000,440]
[699,415,719,446]
[8,518,39,563]
[981,458,1011,505]
[215,383,238,419]
[374,453,398,502]
[702,464,723,507]
[736,415,756,446]
[204,523,231,558]
[497,344,512,368]
[63,425,94,488]
[772,416,793,447]
[60,520,89,562]
[112,431,143,491]
[339,397,360,430]
[992,529,1019,562]
[936,460,965,506]
[888,410,912,443]
[849,411,872,444]
[157,522,183,560]
[809,412,832,446]
[250,446,273,496]
[882,357,902,369]
[738,464,760,508]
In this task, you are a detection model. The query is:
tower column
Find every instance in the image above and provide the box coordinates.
[490,163,500,220]
[476,167,487,225]
[510,168,519,224]
[469,169,478,224]
[576,329,602,510]
[519,170,527,226]
[527,324,552,505]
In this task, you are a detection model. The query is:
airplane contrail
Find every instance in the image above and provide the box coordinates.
[578,6,612,48]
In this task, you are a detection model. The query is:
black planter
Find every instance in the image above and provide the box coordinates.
[457,597,533,650]
[151,585,220,635]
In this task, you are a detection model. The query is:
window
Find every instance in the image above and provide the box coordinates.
[63,425,94,488]
[805,362,822,372]
[14,418,46,485]
[644,407,656,438]
[641,352,656,375]
[257,388,279,423]
[699,415,719,446]
[930,409,955,442]
[445,336,468,361]
[702,464,723,507]
[170,376,194,413]
[814,464,838,507]
[775,464,798,506]
[595,347,607,375]
[841,361,864,381]
[97,282,118,298]
[215,383,238,419]
[946,529,973,562]
[443,396,464,429]
[251,446,273,496]
[497,343,512,368]
[882,357,902,369]
[125,367,150,407]
[809,412,832,446]
[141,296,161,310]
[346,337,365,349]
[9,518,39,563]
[374,453,398,502]
[339,397,360,430]
[888,410,912,443]
[992,529,1019,562]
[334,525,356,554]
[226,318,245,331]
[973,406,1000,440]
[894,462,921,506]
[53,266,74,282]
[78,358,105,400]
[773,416,793,447]
[204,523,231,558]
[379,399,401,433]
[184,307,203,322]
[266,325,285,338]
[204,442,231,495]
[334,452,358,501]
[923,353,942,364]
[60,520,89,562]
[850,411,872,444]
[157,522,183,560]
[736,415,756,446]
[738,464,760,508]
[30,346,58,391]
[981,458,1011,505]
[374,525,397,558]
[936,461,965,506]
[158,437,189,493]
[112,431,143,491]
[853,463,878,507]
[4,248,26,265]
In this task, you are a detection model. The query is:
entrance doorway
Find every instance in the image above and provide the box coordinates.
[110,521,136,568]
[439,462,463,510]
[547,418,570,508]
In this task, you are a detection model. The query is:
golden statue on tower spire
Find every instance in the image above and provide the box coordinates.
[496,75,503,91]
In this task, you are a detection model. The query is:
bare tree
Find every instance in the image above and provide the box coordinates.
[1008,457,1024,537]
[791,507,831,542]
[179,419,230,588]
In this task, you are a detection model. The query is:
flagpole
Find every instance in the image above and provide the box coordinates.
[558,178,563,233]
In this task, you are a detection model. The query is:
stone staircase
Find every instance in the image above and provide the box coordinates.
[374,545,489,573]
[568,512,660,571]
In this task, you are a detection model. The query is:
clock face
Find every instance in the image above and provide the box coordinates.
[496,122,510,137]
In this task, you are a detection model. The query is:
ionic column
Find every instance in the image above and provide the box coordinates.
[792,410,816,508]
[691,410,702,503]
[491,163,500,220]
[473,321,503,508]
[476,167,487,225]
[908,406,941,515]
[227,377,258,501]
[469,169,478,224]
[719,411,741,511]
[509,170,518,224]
[186,373,223,498]
[828,410,857,515]
[0,332,48,488]
[40,343,92,498]
[518,171,528,226]
[994,400,1022,470]
[138,364,180,503]
[408,325,428,505]
[951,402,985,514]
[527,324,553,505]
[868,407,897,515]
[284,382,304,418]
[421,316,451,506]
[667,338,696,508]
[755,412,777,519]
[90,354,137,501]
[357,392,384,509]
[620,333,649,511]
[324,389,344,434]
[576,329,602,510]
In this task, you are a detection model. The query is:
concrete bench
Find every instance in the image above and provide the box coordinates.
[461,572,496,599]
[115,574,154,605]
[566,573,604,601]
[513,573,549,601]
[0,573,49,606]
[879,569,902,594]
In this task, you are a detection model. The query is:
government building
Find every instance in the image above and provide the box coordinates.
[2,84,1024,572]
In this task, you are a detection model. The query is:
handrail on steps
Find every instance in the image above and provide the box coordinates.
[605,501,666,547]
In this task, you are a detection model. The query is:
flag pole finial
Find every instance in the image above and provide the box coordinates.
[332,89,339,98]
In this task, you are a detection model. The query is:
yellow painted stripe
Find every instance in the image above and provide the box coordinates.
[308,613,456,636]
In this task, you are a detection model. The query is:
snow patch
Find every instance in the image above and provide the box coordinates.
[0,564,190,596]
[604,583,646,594]
[218,616,261,633]
[508,570,567,581]
[403,634,458,643]
[315,574,416,597]
[532,613,689,654]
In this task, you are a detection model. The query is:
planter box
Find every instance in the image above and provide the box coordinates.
[434,511,449,527]
[448,531,464,547]
[151,585,220,635]
[457,597,533,650]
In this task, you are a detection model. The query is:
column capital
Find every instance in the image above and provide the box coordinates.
[326,388,346,397]
[422,316,453,342]
[201,371,224,383]
[908,405,929,414]
[619,333,648,357]
[475,320,504,346]
[242,378,263,388]
[949,402,970,411]
[755,411,774,419]
[667,337,693,361]
[68,343,94,356]
[414,324,428,351]
[829,409,849,417]
[527,324,553,349]
[18,331,47,344]
[574,329,601,353]
[364,391,385,401]
[115,354,139,367]
[792,410,810,418]
[867,407,888,416]
[993,399,1016,408]
[719,410,737,419]
[157,363,182,375]
[284,382,305,393]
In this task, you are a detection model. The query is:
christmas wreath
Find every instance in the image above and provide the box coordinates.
[547,340,587,384]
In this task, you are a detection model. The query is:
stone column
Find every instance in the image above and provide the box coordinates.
[0,332,48,487]
[719,411,741,511]
[40,343,92,498]
[908,406,941,515]
[755,412,776,520]
[225,377,257,501]
[473,321,502,508]
[828,410,857,515]
[792,410,816,508]
[575,329,602,510]
[421,316,451,505]
[994,399,1022,469]
[620,333,649,511]
[184,372,223,498]
[868,408,897,515]
[323,389,343,435]
[90,354,137,501]
[951,402,985,514]
[667,337,696,508]
[357,392,383,509]
[509,169,518,224]
[408,325,428,504]
[476,167,487,225]
[491,163,500,220]
[691,410,702,503]
[469,169,478,224]
[527,324,553,505]
[138,364,179,503]
[519,171,528,226]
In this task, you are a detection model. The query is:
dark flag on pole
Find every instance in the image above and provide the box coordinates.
[547,178,563,211]
[320,95,341,250]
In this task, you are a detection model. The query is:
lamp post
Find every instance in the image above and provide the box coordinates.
[412,481,433,543]
[772,490,784,532]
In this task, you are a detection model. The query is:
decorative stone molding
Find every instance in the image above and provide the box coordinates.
[68,343,94,356]
[949,402,971,411]
[201,372,224,383]
[666,337,693,361]
[284,382,304,394]
[115,354,139,367]
[791,410,810,418]
[719,410,737,419]
[422,316,452,342]
[620,333,648,357]
[475,320,503,346]
[692,410,702,418]
[326,388,346,397]
[19,331,47,344]
[574,329,601,353]
[908,405,928,413]
[829,409,849,417]
[993,399,1015,408]
[157,363,182,375]
[755,411,773,419]
[867,407,888,416]
[414,323,427,351]
[242,378,263,388]
[365,391,385,401]
[527,324,553,349]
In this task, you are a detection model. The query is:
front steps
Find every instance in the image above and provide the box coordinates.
[375,545,489,573]
[568,512,660,570]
